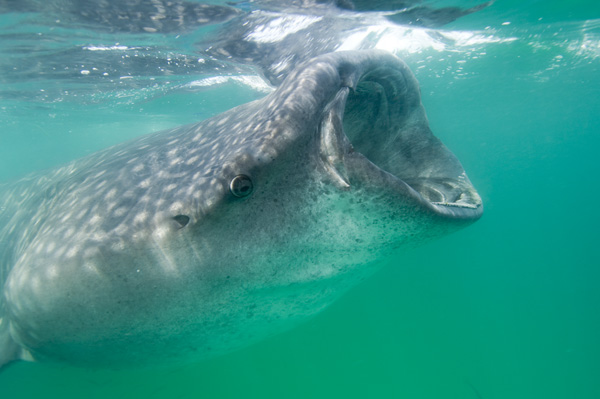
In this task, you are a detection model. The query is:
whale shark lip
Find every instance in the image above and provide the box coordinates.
[318,64,483,220]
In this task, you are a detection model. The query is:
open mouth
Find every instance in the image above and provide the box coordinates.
[318,62,483,220]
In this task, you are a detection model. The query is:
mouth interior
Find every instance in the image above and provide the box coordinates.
[339,66,482,214]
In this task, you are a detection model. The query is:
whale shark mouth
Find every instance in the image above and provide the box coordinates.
[318,64,483,220]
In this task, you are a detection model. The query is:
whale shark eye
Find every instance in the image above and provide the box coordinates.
[173,214,190,228]
[229,174,253,198]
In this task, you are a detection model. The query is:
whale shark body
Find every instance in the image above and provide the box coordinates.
[0,50,482,368]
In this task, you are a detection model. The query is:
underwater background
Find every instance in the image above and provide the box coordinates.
[1,0,599,398]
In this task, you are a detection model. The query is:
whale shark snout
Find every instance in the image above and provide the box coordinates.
[0,50,481,368]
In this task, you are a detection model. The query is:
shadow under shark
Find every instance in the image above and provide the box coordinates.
[0,50,482,368]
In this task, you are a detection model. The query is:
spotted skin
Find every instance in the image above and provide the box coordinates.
[0,50,481,368]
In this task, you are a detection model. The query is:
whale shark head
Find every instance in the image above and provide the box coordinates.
[2,50,481,367]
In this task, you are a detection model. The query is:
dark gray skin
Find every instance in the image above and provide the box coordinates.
[0,50,482,368]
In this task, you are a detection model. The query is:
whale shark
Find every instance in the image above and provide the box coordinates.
[0,50,482,368]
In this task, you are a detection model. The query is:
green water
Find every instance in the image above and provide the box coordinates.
[1,1,599,398]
